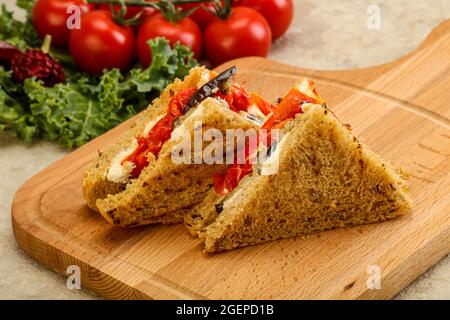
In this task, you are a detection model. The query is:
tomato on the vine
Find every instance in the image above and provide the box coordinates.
[32,0,94,48]
[204,7,272,66]
[233,0,293,40]
[136,13,202,68]
[177,3,216,29]
[98,0,158,24]
[69,10,135,75]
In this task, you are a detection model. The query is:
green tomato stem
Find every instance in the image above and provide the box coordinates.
[86,0,232,24]
[86,0,213,7]
[51,49,77,67]
[214,0,232,20]
[41,35,52,54]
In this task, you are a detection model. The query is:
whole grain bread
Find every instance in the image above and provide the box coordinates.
[95,98,259,227]
[186,103,412,252]
[82,66,212,211]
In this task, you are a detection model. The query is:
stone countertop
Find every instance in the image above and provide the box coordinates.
[0,0,449,299]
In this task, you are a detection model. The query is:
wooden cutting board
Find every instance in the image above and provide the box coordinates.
[12,20,450,300]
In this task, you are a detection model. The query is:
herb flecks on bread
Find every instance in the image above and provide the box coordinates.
[185,84,412,252]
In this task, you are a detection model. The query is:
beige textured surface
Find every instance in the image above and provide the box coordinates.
[1,0,449,299]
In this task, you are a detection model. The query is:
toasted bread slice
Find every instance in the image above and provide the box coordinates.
[95,98,259,227]
[186,104,412,252]
[83,66,212,211]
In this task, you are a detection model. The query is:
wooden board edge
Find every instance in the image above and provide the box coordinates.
[362,227,450,299]
[11,212,151,299]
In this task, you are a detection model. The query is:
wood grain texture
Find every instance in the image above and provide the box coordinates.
[11,20,450,300]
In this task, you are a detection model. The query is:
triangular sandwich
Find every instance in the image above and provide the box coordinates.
[185,79,412,252]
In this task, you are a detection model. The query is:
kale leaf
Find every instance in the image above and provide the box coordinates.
[0,38,198,148]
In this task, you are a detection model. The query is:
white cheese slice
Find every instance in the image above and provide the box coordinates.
[246,104,266,120]
[106,113,165,183]
[143,114,164,136]
[107,138,138,183]
[260,132,290,176]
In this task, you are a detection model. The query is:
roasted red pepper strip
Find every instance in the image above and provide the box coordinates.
[217,84,275,115]
[214,80,324,195]
[123,87,197,178]
[262,88,317,129]
[226,84,251,113]
[214,162,253,194]
[122,82,273,180]
[251,92,275,116]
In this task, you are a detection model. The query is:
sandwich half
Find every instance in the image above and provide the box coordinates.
[83,66,274,226]
[185,79,412,252]
[83,66,210,212]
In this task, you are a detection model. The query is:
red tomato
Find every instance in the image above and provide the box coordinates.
[177,3,216,29]
[136,14,202,68]
[69,11,135,75]
[204,7,272,66]
[32,0,93,48]
[98,0,157,23]
[233,0,293,40]
[139,7,159,22]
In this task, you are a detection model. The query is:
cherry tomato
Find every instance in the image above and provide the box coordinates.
[98,0,157,23]
[233,0,293,40]
[204,7,272,66]
[32,0,93,48]
[139,7,159,22]
[177,3,216,29]
[136,13,202,68]
[69,10,135,75]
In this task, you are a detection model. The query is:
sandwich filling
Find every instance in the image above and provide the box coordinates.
[214,79,325,195]
[107,66,274,183]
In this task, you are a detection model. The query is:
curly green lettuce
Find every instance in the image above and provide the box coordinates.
[0,0,40,49]
[0,67,37,142]
[0,0,198,149]
[0,38,198,149]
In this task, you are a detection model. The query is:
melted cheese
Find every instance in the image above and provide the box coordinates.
[246,104,266,119]
[107,138,138,183]
[197,70,211,88]
[105,69,213,184]
[259,132,290,176]
[106,114,165,183]
[296,78,324,104]
[143,114,164,136]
